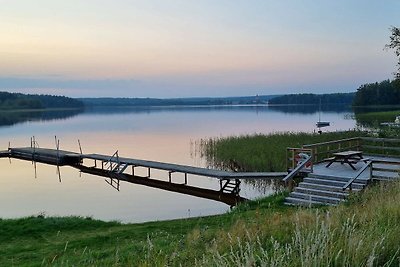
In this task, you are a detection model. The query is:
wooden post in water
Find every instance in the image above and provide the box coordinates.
[78,139,83,154]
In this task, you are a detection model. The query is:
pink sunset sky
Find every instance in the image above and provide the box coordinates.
[0,0,399,97]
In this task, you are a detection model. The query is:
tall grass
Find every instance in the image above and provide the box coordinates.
[200,131,364,172]
[189,181,400,266]
[2,182,400,265]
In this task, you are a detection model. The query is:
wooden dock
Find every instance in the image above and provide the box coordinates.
[284,137,400,206]
[1,147,287,206]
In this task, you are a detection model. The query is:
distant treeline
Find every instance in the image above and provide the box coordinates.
[0,92,84,110]
[80,95,279,107]
[353,79,400,106]
[268,92,355,105]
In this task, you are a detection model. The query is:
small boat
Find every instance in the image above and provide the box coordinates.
[316,99,330,128]
[316,121,330,127]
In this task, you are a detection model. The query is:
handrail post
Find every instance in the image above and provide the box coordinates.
[369,162,373,184]
[292,149,295,170]
[78,139,83,155]
[342,161,372,191]
[286,148,288,171]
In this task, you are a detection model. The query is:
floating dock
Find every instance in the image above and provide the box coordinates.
[0,147,287,206]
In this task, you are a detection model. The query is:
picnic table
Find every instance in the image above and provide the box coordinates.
[325,151,365,170]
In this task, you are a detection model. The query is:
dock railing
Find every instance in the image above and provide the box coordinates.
[360,137,400,157]
[283,154,312,183]
[286,148,313,172]
[302,137,362,163]
[342,160,373,191]
[285,136,400,182]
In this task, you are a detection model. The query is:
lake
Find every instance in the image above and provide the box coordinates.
[0,105,357,223]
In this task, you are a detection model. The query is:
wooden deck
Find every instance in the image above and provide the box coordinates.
[285,154,400,206]
[83,153,287,180]
[312,155,400,180]
[6,147,286,179]
[0,150,9,158]
[1,147,287,206]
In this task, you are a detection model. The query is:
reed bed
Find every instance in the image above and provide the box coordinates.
[199,131,364,172]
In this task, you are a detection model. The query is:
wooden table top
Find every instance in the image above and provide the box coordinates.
[333,151,363,157]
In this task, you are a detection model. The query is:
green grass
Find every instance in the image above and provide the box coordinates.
[3,129,400,266]
[200,131,365,172]
[0,193,289,266]
[2,182,400,266]
[355,109,400,126]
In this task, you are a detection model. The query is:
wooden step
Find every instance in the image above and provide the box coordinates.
[284,197,335,206]
[294,187,348,199]
[288,192,343,204]
[298,182,361,192]
[303,177,365,189]
[308,173,369,184]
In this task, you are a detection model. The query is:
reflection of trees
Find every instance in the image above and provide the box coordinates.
[268,104,352,114]
[0,109,82,127]
[352,106,400,128]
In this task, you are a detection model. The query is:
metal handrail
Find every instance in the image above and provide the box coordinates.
[342,160,372,191]
[303,137,361,148]
[283,156,312,182]
[105,150,120,171]
[360,137,400,143]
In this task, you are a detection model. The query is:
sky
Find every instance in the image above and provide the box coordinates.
[0,0,399,98]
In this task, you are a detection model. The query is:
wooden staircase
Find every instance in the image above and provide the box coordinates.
[285,173,368,206]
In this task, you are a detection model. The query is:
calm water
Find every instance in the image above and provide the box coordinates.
[0,105,356,223]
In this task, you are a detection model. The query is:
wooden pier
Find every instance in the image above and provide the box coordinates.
[0,146,286,206]
[284,137,400,206]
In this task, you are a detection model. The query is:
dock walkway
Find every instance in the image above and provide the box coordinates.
[1,147,287,206]
[5,147,286,179]
[83,153,286,180]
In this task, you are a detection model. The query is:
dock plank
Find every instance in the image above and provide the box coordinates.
[6,147,286,179]
[82,153,287,179]
[0,150,10,158]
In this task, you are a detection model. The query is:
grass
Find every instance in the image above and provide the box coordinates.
[355,109,400,127]
[3,127,400,265]
[0,193,288,266]
[2,182,400,266]
[199,131,365,172]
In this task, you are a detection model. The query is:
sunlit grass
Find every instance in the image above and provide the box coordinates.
[189,181,400,266]
[2,182,400,265]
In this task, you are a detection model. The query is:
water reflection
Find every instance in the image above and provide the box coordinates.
[0,109,82,127]
[0,105,357,223]
[269,104,352,114]
[353,106,400,128]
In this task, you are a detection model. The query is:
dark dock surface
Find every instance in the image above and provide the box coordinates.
[5,147,287,179]
[83,153,287,179]
[1,147,287,206]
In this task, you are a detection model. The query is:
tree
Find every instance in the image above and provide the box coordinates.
[386,26,400,79]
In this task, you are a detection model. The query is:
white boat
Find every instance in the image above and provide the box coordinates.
[316,99,330,128]
[316,121,330,127]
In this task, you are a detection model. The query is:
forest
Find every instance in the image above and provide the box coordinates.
[0,92,84,110]
[353,79,400,106]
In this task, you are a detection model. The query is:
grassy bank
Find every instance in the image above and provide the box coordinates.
[200,131,365,172]
[2,181,400,266]
[3,129,400,266]
[355,109,400,127]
